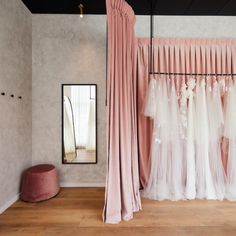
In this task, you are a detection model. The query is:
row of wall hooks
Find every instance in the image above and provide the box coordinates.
[1,92,22,99]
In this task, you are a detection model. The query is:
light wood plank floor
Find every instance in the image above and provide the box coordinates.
[1,188,236,236]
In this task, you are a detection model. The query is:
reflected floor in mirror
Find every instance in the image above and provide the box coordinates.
[65,149,96,163]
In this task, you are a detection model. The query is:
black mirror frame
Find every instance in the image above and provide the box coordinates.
[62,84,98,164]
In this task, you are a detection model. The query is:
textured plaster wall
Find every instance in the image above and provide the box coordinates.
[32,14,236,186]
[136,16,236,38]
[0,0,32,211]
[32,15,107,185]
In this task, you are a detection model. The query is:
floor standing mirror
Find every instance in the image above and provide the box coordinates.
[62,84,97,164]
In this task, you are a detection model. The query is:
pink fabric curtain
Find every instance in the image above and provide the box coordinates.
[133,44,153,187]
[136,38,236,186]
[103,0,141,224]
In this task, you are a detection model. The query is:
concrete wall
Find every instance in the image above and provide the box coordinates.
[136,15,236,38]
[32,15,106,186]
[0,0,32,212]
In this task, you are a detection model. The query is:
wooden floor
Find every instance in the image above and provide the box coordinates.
[1,188,236,236]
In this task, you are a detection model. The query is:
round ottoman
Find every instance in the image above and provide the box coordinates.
[20,164,60,202]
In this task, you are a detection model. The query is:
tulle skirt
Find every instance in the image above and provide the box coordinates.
[143,77,236,201]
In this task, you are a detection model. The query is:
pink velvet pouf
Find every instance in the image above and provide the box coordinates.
[20,164,60,202]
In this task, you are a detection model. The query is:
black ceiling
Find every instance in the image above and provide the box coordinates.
[21,0,236,15]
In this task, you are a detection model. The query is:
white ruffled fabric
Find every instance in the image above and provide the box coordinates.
[224,81,236,200]
[143,75,235,201]
[206,80,226,200]
[185,78,196,200]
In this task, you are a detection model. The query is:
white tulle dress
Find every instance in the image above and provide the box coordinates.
[224,80,236,200]
[192,78,217,199]
[143,76,184,200]
[143,76,172,200]
[169,78,185,200]
[185,78,196,199]
[206,79,226,200]
[143,75,234,201]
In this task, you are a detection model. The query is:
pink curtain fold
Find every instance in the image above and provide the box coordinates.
[103,0,141,224]
[133,43,153,187]
[136,37,236,187]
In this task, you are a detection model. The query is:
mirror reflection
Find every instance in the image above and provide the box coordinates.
[62,84,97,164]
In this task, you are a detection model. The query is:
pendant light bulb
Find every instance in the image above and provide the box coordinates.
[79,4,84,18]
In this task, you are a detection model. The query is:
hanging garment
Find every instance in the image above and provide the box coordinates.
[224,80,236,201]
[194,79,217,199]
[169,78,184,200]
[185,78,196,200]
[220,78,229,174]
[206,79,226,200]
[143,75,234,201]
[143,76,185,200]
[143,76,171,200]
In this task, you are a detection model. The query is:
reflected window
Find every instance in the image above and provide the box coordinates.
[62,84,97,164]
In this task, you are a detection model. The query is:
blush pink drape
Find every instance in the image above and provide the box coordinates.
[103,0,141,224]
[136,38,236,186]
[133,44,153,188]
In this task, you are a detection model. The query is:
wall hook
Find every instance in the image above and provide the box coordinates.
[10,94,14,98]
[1,92,5,96]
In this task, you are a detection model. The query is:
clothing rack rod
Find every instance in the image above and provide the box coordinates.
[149,72,236,76]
